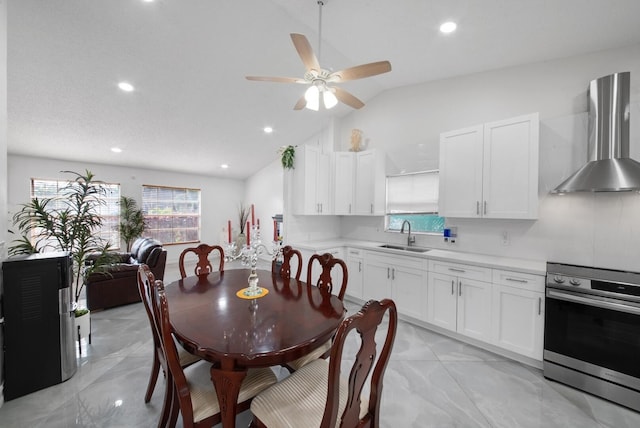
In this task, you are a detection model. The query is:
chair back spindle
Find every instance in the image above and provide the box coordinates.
[179,243,225,279]
[272,245,303,280]
[325,299,397,428]
[307,253,348,300]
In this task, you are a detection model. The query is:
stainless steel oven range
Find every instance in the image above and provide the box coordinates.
[544,262,640,412]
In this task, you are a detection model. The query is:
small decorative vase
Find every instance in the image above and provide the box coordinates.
[235,233,246,249]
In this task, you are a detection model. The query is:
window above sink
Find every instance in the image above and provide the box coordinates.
[385,170,444,235]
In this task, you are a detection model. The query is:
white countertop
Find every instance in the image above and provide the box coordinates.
[291,239,546,275]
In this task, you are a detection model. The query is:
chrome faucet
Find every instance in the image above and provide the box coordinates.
[400,220,416,246]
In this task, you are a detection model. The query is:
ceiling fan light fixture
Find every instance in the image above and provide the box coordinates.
[440,21,457,34]
[323,89,338,109]
[304,85,320,111]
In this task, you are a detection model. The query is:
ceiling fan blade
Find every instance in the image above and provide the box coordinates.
[290,33,320,72]
[293,96,306,110]
[328,60,392,82]
[245,76,306,84]
[334,87,365,109]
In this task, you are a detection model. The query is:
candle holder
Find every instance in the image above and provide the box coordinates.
[225,224,283,297]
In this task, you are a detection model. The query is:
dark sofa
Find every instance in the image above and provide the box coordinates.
[86,237,167,311]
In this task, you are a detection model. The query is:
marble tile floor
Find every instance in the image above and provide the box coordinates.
[1,263,639,427]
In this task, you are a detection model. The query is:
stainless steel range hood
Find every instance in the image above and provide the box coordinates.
[553,72,640,193]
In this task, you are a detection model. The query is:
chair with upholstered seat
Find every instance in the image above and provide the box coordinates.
[136,265,201,425]
[250,299,398,428]
[284,253,348,372]
[153,277,278,428]
[272,245,303,280]
[178,243,225,279]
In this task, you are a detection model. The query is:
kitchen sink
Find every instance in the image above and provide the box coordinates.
[378,244,430,253]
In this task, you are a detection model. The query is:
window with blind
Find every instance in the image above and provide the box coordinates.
[385,170,445,234]
[31,178,121,246]
[142,185,201,244]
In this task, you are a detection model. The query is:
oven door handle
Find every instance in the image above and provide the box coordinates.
[547,288,640,316]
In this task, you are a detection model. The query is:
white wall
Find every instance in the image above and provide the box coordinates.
[335,43,640,270]
[0,0,7,258]
[7,155,245,264]
[0,0,8,408]
[244,159,283,243]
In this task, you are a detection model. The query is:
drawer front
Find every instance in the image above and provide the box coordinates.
[492,269,544,293]
[365,251,426,270]
[317,247,344,259]
[428,259,492,282]
[346,247,362,258]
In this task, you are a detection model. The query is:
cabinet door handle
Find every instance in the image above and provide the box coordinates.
[392,268,395,280]
[476,201,480,215]
[538,297,542,315]
[370,203,374,214]
[387,267,390,279]
[320,203,323,213]
[358,261,362,272]
[458,280,462,296]
[506,277,528,283]
[448,268,465,273]
[451,280,455,295]
[484,201,487,215]
[349,204,351,214]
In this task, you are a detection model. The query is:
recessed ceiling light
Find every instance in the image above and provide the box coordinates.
[439,21,457,34]
[221,164,229,169]
[111,147,122,153]
[118,82,134,92]
[263,126,273,134]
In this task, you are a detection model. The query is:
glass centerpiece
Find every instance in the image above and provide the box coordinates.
[225,223,282,297]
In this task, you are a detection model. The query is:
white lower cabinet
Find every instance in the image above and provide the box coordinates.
[491,269,545,360]
[345,248,364,300]
[427,260,493,342]
[363,252,427,321]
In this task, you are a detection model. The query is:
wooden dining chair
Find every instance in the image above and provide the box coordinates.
[284,253,349,372]
[272,245,303,280]
[178,243,225,279]
[152,278,278,428]
[250,299,398,428]
[136,265,201,426]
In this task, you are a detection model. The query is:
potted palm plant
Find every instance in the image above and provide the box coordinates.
[9,170,117,336]
[119,196,146,252]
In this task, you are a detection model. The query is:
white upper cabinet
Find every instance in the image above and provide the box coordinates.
[292,144,332,215]
[439,113,539,219]
[333,152,356,215]
[354,150,386,215]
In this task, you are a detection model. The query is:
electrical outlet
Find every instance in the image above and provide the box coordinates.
[502,231,510,245]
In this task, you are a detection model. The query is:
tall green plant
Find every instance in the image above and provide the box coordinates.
[10,170,116,305]
[119,196,146,252]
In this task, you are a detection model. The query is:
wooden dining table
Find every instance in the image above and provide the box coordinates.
[164,269,346,428]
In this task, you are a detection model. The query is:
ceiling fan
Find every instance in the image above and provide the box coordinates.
[245,0,392,111]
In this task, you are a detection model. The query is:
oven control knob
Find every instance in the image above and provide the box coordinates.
[569,278,581,286]
[553,276,565,283]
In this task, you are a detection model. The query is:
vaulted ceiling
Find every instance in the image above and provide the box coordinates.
[8,0,640,179]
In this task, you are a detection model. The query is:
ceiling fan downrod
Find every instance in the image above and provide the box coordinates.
[317,0,324,64]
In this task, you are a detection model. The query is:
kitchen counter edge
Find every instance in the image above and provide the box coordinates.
[290,239,546,276]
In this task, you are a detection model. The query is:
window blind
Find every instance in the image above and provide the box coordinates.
[386,170,439,214]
